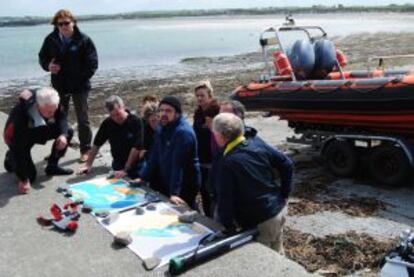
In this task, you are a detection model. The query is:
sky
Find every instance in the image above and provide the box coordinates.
[0,0,413,17]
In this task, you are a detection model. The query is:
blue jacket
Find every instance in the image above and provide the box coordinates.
[141,115,201,202]
[215,137,294,230]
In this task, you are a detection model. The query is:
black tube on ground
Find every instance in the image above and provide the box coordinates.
[169,228,258,275]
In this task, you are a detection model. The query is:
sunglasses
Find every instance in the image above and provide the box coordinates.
[57,21,71,27]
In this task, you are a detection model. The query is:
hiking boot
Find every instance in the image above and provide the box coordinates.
[4,151,13,173]
[45,165,74,176]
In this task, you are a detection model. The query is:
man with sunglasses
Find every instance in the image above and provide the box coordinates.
[39,9,98,163]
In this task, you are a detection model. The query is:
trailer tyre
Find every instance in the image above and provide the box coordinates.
[324,140,358,177]
[368,145,410,186]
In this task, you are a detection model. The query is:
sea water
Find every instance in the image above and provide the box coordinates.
[0,13,413,91]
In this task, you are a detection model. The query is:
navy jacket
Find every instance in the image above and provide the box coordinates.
[141,115,201,201]
[39,26,98,94]
[215,137,294,230]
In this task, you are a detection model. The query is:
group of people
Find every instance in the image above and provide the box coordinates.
[2,9,294,254]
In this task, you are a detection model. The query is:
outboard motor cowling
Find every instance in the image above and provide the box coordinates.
[288,39,315,80]
[312,39,337,79]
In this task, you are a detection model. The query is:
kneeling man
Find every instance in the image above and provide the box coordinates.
[3,87,74,193]
[212,113,294,253]
[78,96,144,178]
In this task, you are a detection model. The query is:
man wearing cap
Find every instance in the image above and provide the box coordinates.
[140,96,201,207]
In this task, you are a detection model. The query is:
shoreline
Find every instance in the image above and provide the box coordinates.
[2,7,414,27]
[1,32,413,127]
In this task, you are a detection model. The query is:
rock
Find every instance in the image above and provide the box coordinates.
[102,213,119,225]
[114,231,132,246]
[135,207,145,215]
[178,211,198,223]
[95,210,110,218]
[143,257,161,270]
[146,204,156,211]
[63,189,73,198]
[56,184,69,193]
[81,204,93,214]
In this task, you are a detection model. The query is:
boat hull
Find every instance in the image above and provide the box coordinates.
[231,75,414,137]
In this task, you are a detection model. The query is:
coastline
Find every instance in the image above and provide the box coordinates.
[0,32,413,127]
[2,6,414,27]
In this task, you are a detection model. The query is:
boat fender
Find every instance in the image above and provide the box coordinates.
[336,49,347,68]
[328,71,352,80]
[370,69,384,78]
[288,39,315,80]
[272,51,293,76]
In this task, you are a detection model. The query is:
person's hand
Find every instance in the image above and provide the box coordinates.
[48,58,61,74]
[19,89,33,101]
[170,195,187,206]
[77,164,91,175]
[55,135,68,151]
[113,170,127,179]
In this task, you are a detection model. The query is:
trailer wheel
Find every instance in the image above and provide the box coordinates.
[368,145,410,186]
[323,140,358,177]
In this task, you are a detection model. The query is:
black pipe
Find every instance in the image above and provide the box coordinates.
[169,228,258,275]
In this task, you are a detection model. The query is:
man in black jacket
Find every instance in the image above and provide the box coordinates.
[3,87,74,194]
[39,9,98,162]
[212,113,294,253]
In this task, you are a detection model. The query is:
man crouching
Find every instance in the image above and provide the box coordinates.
[3,87,73,194]
[212,113,293,253]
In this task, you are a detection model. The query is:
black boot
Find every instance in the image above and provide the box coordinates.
[45,165,74,176]
[4,150,13,173]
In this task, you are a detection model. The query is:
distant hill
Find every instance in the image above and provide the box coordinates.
[1,4,414,27]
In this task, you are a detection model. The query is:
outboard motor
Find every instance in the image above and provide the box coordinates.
[288,39,315,80]
[380,229,414,277]
[312,39,337,79]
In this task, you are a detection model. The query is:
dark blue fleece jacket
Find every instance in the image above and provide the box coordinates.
[141,115,201,200]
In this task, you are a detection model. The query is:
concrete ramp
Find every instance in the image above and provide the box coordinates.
[0,111,314,277]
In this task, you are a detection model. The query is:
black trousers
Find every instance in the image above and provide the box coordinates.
[60,92,92,154]
[6,128,73,182]
[200,166,213,217]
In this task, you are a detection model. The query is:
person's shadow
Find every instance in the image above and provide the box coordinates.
[0,159,49,208]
